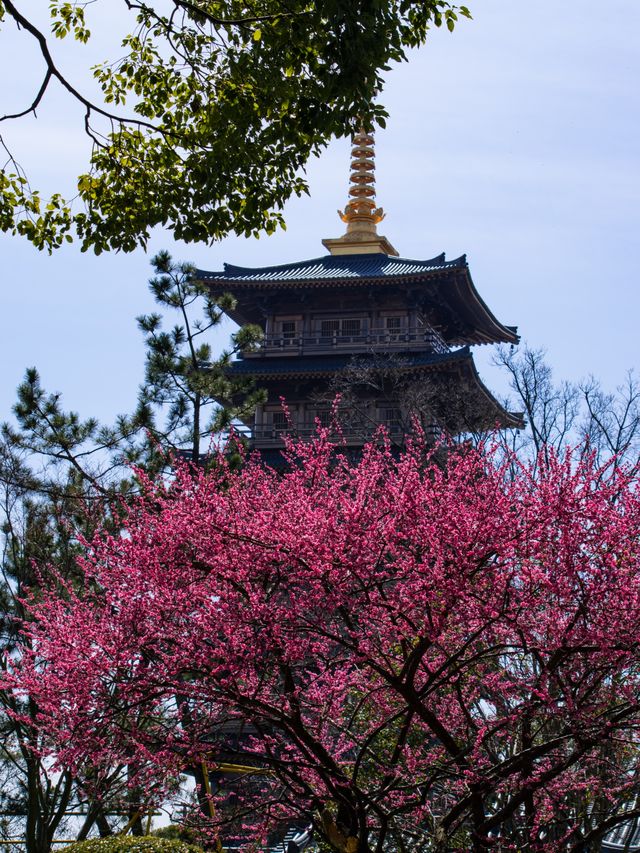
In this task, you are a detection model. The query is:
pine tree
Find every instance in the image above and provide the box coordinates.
[134,250,265,467]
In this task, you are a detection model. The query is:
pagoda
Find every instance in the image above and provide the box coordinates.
[197,131,521,453]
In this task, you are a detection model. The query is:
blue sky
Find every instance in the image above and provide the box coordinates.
[1,1,638,425]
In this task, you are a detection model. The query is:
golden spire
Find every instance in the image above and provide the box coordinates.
[322,129,399,257]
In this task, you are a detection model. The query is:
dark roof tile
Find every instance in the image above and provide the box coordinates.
[226,348,469,378]
[196,252,465,284]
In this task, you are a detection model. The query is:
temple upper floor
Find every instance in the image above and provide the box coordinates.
[244,309,449,358]
[196,252,519,347]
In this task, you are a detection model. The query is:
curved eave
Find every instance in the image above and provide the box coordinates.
[462,357,524,431]
[446,267,519,346]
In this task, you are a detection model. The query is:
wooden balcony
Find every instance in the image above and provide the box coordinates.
[244,328,449,358]
[248,421,443,449]
[249,422,398,448]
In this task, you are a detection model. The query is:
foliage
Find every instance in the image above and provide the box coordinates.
[61,837,203,853]
[0,428,132,853]
[151,826,200,846]
[0,1,471,253]
[0,399,173,852]
[0,252,260,851]
[7,431,640,852]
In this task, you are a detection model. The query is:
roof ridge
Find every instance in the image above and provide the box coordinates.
[223,256,331,275]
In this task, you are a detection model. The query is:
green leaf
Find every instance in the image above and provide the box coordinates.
[1,0,474,252]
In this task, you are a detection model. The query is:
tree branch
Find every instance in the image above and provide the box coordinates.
[1,0,165,135]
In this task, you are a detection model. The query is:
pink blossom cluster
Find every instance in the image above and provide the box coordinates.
[6,435,640,851]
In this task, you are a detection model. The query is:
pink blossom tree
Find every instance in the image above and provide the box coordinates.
[6,434,640,852]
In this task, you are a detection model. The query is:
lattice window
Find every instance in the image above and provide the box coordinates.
[320,319,340,337]
[281,321,297,339]
[341,318,362,336]
[320,318,363,337]
[385,316,402,333]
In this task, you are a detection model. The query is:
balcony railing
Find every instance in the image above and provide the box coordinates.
[249,422,399,447]
[247,421,443,448]
[244,328,449,357]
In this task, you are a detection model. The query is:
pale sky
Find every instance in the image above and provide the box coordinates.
[1,2,638,426]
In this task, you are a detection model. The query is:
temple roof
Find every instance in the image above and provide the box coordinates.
[227,348,466,378]
[197,252,463,283]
